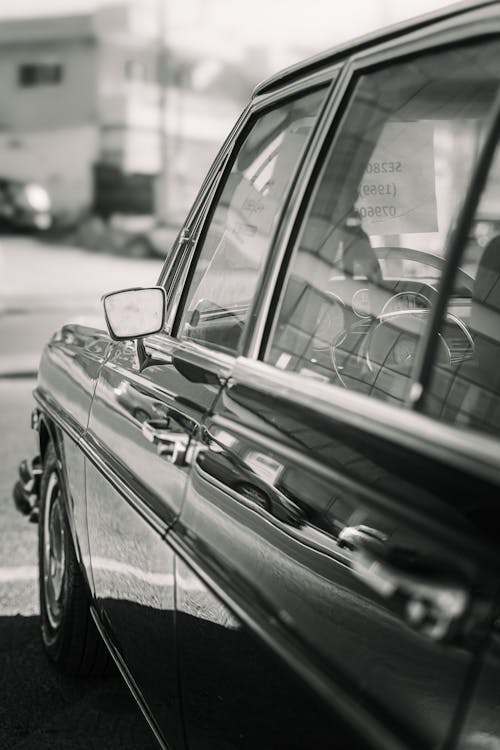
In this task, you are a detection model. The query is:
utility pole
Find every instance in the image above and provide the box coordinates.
[156,0,169,225]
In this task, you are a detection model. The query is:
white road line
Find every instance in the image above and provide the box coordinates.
[0,565,37,583]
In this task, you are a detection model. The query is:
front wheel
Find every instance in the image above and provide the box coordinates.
[39,442,109,676]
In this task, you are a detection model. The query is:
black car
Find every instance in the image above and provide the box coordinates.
[0,176,52,231]
[13,3,500,748]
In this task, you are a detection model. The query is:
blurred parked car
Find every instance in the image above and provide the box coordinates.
[0,176,51,231]
[74,213,179,258]
[13,3,500,749]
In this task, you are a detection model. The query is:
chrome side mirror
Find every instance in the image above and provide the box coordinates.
[103,287,166,340]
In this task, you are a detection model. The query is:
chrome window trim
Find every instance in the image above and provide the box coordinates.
[244,62,352,361]
[162,167,227,336]
[156,104,252,291]
[251,67,337,110]
[145,333,235,381]
[155,72,338,350]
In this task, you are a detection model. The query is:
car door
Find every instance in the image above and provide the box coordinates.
[84,81,330,749]
[416,92,500,750]
[85,295,222,748]
[172,30,500,750]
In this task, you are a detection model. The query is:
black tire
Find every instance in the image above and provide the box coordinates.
[38,442,110,676]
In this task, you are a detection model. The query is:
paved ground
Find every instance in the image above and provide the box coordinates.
[0,236,164,748]
[0,380,160,749]
[0,235,164,376]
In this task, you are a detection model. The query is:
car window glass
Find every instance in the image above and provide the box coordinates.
[423,143,500,436]
[177,87,327,355]
[265,40,500,407]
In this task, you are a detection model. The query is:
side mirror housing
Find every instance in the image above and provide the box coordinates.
[103,287,166,340]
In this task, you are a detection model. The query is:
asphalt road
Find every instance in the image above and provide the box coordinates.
[0,382,161,750]
[0,235,164,748]
[0,234,163,376]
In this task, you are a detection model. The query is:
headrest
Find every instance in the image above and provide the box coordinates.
[471,235,500,386]
[471,235,500,341]
[473,235,500,306]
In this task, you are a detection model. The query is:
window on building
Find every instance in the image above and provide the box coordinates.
[18,63,63,87]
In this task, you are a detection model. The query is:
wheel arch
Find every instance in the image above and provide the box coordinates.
[37,412,83,571]
[38,412,65,466]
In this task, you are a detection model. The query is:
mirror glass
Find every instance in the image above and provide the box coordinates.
[103,287,166,340]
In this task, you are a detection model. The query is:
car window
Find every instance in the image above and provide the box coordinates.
[423,143,500,437]
[176,87,327,355]
[265,39,500,407]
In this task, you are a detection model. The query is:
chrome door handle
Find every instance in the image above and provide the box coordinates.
[142,419,190,466]
[339,525,469,642]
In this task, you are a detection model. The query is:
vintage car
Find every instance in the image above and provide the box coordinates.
[13,3,500,748]
[0,176,52,231]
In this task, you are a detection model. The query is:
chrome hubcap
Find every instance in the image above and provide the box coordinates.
[43,472,66,629]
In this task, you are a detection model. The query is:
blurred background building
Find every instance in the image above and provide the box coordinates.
[0,2,251,229]
[0,0,455,237]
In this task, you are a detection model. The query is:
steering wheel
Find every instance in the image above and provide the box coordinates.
[329,245,474,392]
[374,246,474,294]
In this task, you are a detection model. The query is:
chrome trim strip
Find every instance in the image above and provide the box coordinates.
[34,388,168,536]
[105,358,176,401]
[167,528,406,750]
[140,334,236,382]
[193,458,352,568]
[33,388,82,445]
[89,606,168,750]
[157,105,252,290]
[206,409,500,567]
[81,433,168,537]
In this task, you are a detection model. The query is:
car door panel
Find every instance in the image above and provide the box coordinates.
[85,459,179,747]
[173,540,352,750]
[85,337,229,747]
[174,359,499,750]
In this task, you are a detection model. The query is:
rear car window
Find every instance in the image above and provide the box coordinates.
[266,38,500,409]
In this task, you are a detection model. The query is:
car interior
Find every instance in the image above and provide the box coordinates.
[267,39,500,437]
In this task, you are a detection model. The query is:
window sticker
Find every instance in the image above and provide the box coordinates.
[357,122,438,234]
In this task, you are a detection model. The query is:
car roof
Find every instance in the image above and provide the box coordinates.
[253,0,497,96]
